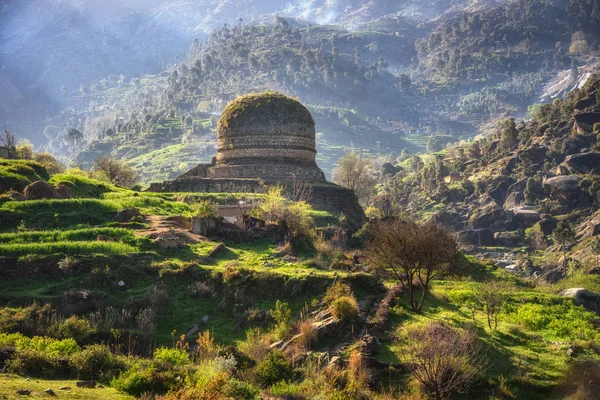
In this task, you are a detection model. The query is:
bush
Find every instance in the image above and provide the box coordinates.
[329,296,359,322]
[154,347,190,366]
[324,281,352,304]
[224,378,260,400]
[6,349,70,378]
[112,366,181,397]
[91,157,137,188]
[69,344,125,380]
[254,350,293,387]
[48,315,95,343]
[270,300,292,339]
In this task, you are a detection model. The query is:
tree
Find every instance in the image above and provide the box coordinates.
[1,129,17,158]
[255,186,314,245]
[15,140,34,160]
[366,219,457,312]
[91,157,137,188]
[395,73,412,92]
[552,220,576,267]
[34,152,65,174]
[66,128,83,149]
[476,281,507,330]
[332,151,376,204]
[402,321,485,400]
[499,118,518,149]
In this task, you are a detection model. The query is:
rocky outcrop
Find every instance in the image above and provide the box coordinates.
[538,216,558,236]
[457,229,495,247]
[543,175,582,203]
[576,211,600,240]
[512,207,541,228]
[561,152,600,174]
[537,267,566,284]
[471,203,504,228]
[559,288,600,314]
[488,176,515,206]
[574,112,600,132]
[494,231,523,247]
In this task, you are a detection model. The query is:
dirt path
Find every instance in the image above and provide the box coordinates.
[137,215,207,247]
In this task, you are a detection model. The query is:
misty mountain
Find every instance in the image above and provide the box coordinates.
[2,0,599,186]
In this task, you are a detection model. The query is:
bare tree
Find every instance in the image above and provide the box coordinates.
[366,219,457,312]
[403,321,486,400]
[1,129,17,158]
[287,173,313,203]
[476,281,507,330]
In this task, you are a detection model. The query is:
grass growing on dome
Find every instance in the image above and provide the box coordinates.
[218,92,314,131]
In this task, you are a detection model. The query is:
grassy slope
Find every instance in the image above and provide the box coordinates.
[0,374,133,399]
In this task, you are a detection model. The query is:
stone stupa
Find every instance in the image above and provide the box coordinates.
[148,93,363,219]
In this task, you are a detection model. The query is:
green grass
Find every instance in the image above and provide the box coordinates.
[0,159,49,191]
[49,173,121,198]
[0,374,133,399]
[0,241,138,257]
[0,227,138,244]
[378,277,600,398]
[0,195,193,231]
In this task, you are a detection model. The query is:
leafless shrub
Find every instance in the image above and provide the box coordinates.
[366,219,457,312]
[402,321,486,400]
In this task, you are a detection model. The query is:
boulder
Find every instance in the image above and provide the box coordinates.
[471,204,504,229]
[538,217,558,236]
[114,208,141,222]
[457,229,495,247]
[76,381,96,389]
[504,191,524,210]
[431,209,463,228]
[513,207,541,227]
[538,267,566,284]
[54,184,72,199]
[518,145,548,165]
[559,288,600,314]
[543,175,582,202]
[24,180,57,200]
[561,152,600,174]
[488,176,515,206]
[574,94,597,111]
[543,175,581,192]
[494,231,524,247]
[574,112,600,131]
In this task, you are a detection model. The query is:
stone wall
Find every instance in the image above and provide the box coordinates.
[147,177,365,227]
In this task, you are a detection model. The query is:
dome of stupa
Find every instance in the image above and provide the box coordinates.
[216,93,317,166]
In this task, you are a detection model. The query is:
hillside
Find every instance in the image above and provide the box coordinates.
[2,139,600,398]
[373,74,600,277]
[20,0,594,186]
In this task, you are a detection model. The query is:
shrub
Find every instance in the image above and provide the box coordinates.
[69,344,125,380]
[112,366,181,397]
[48,315,95,343]
[91,157,137,188]
[6,349,69,378]
[270,300,292,339]
[154,347,190,366]
[254,350,293,387]
[324,281,352,304]
[329,296,359,322]
[297,319,317,349]
[402,321,486,400]
[224,378,260,400]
